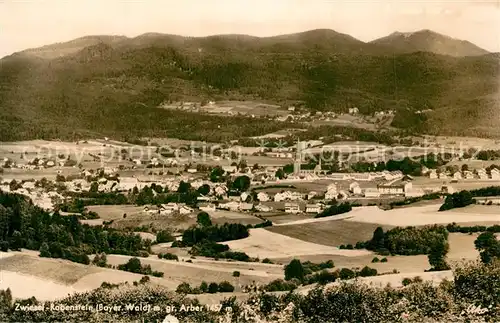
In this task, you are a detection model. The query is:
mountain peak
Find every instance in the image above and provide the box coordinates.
[371,30,488,57]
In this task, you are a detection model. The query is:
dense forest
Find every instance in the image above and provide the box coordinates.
[0,191,151,264]
[1,30,499,141]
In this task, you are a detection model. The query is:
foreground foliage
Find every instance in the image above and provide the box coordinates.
[1,261,498,322]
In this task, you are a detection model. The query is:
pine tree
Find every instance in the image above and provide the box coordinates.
[285,259,305,281]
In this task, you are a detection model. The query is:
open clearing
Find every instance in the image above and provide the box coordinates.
[105,254,281,288]
[345,205,500,227]
[0,252,100,284]
[206,210,264,225]
[0,252,150,300]
[0,271,82,301]
[226,229,372,259]
[267,220,393,247]
[0,251,282,300]
[86,205,146,220]
[269,232,480,274]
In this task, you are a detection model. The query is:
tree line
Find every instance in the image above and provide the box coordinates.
[0,191,151,265]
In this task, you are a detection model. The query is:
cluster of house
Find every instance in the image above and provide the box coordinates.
[2,157,71,170]
[143,203,194,216]
[427,168,500,181]
[275,108,362,123]
[0,180,63,210]
[373,110,395,117]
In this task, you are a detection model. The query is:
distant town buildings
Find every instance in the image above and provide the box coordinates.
[284,202,301,214]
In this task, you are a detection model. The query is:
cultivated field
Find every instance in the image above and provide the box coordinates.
[272,232,480,278]
[0,251,283,301]
[345,204,500,227]
[267,220,393,247]
[105,254,281,289]
[412,177,500,191]
[1,167,81,181]
[86,205,146,220]
[0,252,150,300]
[226,229,372,259]
[206,210,264,225]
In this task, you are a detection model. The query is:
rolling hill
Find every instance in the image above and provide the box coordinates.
[0,29,499,141]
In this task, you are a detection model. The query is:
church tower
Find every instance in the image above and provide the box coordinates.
[294,139,302,175]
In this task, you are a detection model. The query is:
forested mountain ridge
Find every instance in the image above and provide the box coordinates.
[0,29,499,141]
[370,29,489,57]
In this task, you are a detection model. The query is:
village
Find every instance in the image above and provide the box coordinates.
[1,137,500,218]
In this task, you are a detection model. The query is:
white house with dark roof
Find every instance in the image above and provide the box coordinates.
[349,182,362,195]
[305,203,324,214]
[199,203,216,212]
[284,202,301,214]
[491,168,500,180]
[377,181,412,195]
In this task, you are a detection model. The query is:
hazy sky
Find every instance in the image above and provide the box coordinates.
[1,0,499,58]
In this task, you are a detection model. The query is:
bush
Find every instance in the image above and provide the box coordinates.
[412,276,423,283]
[176,282,191,294]
[200,281,208,293]
[307,270,338,285]
[371,257,380,263]
[208,283,219,294]
[262,258,273,264]
[232,271,240,277]
[158,253,179,261]
[218,281,235,293]
[358,266,378,277]
[402,277,413,286]
[100,281,120,289]
[151,271,164,277]
[139,276,150,284]
[92,253,107,267]
[156,230,175,243]
[380,257,388,263]
[339,268,356,280]
[263,279,298,292]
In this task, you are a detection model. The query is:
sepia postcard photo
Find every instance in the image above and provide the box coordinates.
[0,1,499,322]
